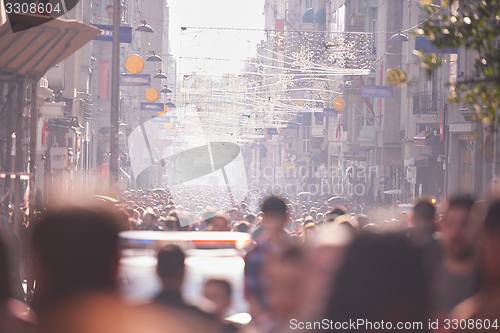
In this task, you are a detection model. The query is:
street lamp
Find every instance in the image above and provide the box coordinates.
[147,52,162,62]
[390,31,408,42]
[154,70,168,79]
[161,85,172,93]
[135,20,154,33]
[165,100,176,108]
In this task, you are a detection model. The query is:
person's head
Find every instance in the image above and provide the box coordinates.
[356,214,370,229]
[325,205,347,222]
[209,213,230,231]
[261,196,289,236]
[363,223,378,232]
[410,199,436,229]
[32,206,121,306]
[203,278,232,317]
[234,221,250,233]
[236,211,244,221]
[163,216,180,231]
[229,208,238,221]
[398,211,409,228]
[303,222,318,242]
[143,208,158,228]
[440,195,477,262]
[482,200,500,287]
[157,245,185,290]
[168,209,179,220]
[304,216,314,225]
[333,214,359,238]
[245,213,256,224]
[202,209,216,227]
[323,233,430,331]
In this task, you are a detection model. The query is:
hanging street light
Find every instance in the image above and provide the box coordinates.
[165,100,176,108]
[161,85,172,93]
[135,20,154,33]
[390,31,408,42]
[147,51,162,62]
[154,70,168,79]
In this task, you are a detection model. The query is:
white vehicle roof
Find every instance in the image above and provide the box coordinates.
[120,231,252,250]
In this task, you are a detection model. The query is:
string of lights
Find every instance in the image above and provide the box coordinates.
[175,21,376,142]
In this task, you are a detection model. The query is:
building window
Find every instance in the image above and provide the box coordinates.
[302,126,310,153]
[316,115,324,125]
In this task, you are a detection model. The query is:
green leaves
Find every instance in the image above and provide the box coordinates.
[417,0,500,129]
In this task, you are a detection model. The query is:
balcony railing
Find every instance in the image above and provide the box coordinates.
[413,92,438,114]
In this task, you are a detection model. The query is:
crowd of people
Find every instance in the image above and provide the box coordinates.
[1,186,500,333]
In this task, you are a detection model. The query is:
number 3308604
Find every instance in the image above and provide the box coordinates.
[444,319,499,330]
[5,2,61,14]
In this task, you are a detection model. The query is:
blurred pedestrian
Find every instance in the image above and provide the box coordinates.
[450,200,500,331]
[302,222,318,243]
[203,279,241,333]
[244,213,255,224]
[31,205,207,333]
[321,232,431,333]
[138,208,162,231]
[208,213,231,232]
[408,199,438,249]
[325,206,347,223]
[244,196,290,321]
[265,246,307,333]
[154,244,213,320]
[435,195,480,316]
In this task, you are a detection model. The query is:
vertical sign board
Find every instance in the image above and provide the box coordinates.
[275,19,284,51]
[99,61,110,100]
[62,98,73,117]
[440,104,445,142]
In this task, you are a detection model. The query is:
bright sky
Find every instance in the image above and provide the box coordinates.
[167,0,266,75]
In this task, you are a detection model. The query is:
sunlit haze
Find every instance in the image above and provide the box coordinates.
[168,0,266,75]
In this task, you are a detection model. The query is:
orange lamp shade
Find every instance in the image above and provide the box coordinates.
[332,97,346,111]
[145,88,159,102]
[125,55,144,74]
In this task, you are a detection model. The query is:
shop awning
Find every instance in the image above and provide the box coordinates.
[414,130,433,146]
[302,7,314,23]
[0,13,101,79]
[314,8,326,24]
